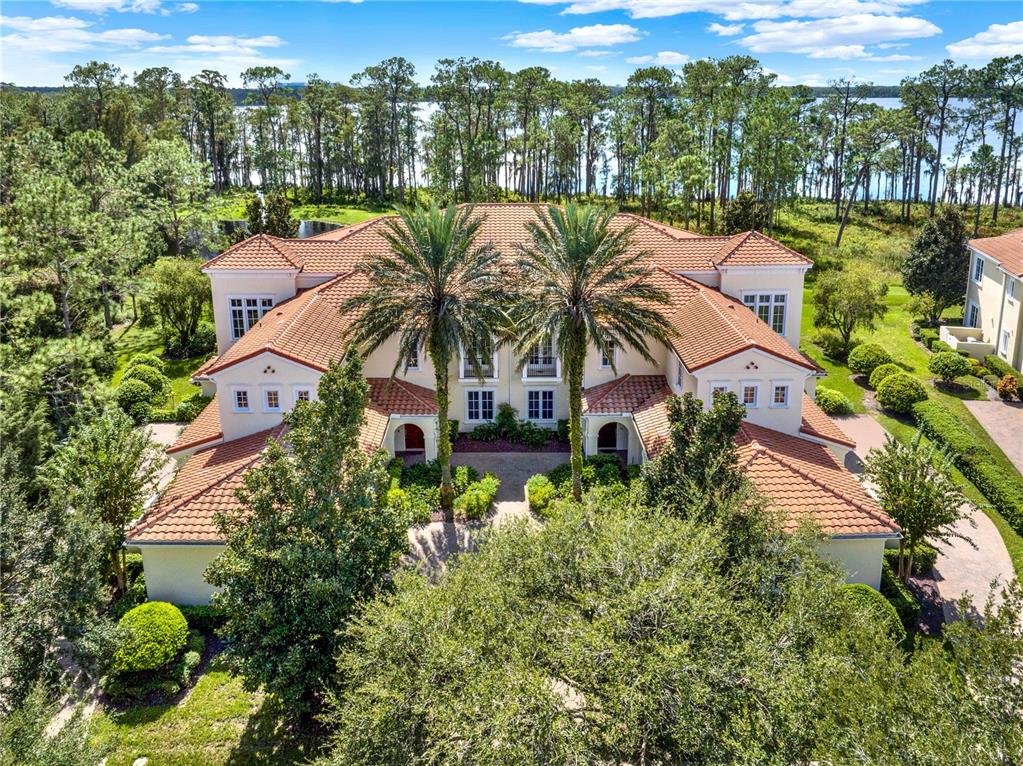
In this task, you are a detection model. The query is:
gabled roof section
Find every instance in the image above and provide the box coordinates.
[583,374,674,458]
[202,233,301,271]
[714,230,812,268]
[971,228,1023,277]
[647,268,821,373]
[799,394,856,449]
[167,397,222,455]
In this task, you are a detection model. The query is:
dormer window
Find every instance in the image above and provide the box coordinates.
[230,296,274,340]
[741,381,759,409]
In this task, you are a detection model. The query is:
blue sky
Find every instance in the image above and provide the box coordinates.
[1,0,1020,87]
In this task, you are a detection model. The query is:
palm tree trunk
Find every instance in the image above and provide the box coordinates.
[567,334,585,502]
[431,345,455,515]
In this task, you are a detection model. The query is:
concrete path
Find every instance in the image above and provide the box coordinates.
[840,413,1015,622]
[405,452,568,578]
[962,399,1023,475]
[145,422,184,492]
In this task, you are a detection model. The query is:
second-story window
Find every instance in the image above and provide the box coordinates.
[973,256,985,284]
[264,387,281,413]
[741,382,759,408]
[743,293,787,335]
[230,296,274,340]
[233,388,251,413]
[526,340,557,378]
[600,341,616,369]
[462,339,495,379]
[771,384,789,408]
[406,347,420,371]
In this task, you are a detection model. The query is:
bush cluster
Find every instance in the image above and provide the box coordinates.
[868,363,903,389]
[104,629,204,701]
[812,329,848,360]
[386,458,479,524]
[928,351,972,383]
[879,560,921,634]
[875,373,927,413]
[984,354,1020,380]
[912,400,1023,532]
[527,454,633,519]
[814,386,853,415]
[151,390,212,423]
[123,363,170,405]
[467,403,558,448]
[918,327,939,349]
[929,339,955,355]
[176,604,228,634]
[847,343,892,376]
[841,583,906,643]
[526,474,557,517]
[883,545,937,577]
[166,322,216,359]
[115,379,156,424]
[453,474,501,520]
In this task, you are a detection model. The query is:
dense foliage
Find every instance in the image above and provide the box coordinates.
[812,265,889,356]
[847,342,893,376]
[929,350,973,382]
[814,385,854,415]
[901,206,971,323]
[112,602,189,673]
[876,372,928,413]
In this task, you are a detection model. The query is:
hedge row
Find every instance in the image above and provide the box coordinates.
[879,560,921,633]
[176,604,227,634]
[911,399,1023,531]
[984,354,1019,380]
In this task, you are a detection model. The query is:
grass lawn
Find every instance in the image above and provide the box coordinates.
[89,657,319,766]
[208,191,389,226]
[111,323,206,409]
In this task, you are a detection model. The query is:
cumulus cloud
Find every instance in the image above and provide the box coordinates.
[519,0,926,22]
[143,33,298,75]
[946,21,1023,59]
[504,23,643,52]
[0,14,166,52]
[707,22,743,36]
[51,0,199,15]
[626,50,689,65]
[737,14,940,58]
[577,49,615,57]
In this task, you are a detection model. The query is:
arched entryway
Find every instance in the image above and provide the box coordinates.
[396,423,425,454]
[597,422,627,453]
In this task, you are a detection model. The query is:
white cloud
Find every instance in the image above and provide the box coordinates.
[577,49,615,57]
[626,50,689,65]
[767,69,825,87]
[947,21,1023,59]
[0,14,166,53]
[51,0,199,15]
[707,22,743,36]
[504,23,643,52]
[142,33,298,77]
[875,41,909,49]
[586,64,608,71]
[737,14,940,58]
[519,0,926,22]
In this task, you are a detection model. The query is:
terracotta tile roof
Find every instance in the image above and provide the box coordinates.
[714,230,812,267]
[202,234,301,271]
[127,425,284,543]
[646,268,820,373]
[736,422,899,537]
[167,397,223,455]
[799,394,856,448]
[971,228,1023,277]
[583,374,670,414]
[367,377,438,415]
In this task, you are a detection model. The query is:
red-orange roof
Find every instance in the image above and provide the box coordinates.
[799,394,856,448]
[971,228,1023,277]
[167,397,223,455]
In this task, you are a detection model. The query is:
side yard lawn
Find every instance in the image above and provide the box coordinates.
[111,323,206,409]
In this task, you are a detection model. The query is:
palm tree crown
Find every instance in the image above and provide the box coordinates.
[342,202,507,512]
[511,203,672,499]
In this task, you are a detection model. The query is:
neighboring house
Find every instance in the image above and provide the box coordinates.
[127,205,899,604]
[942,228,1023,368]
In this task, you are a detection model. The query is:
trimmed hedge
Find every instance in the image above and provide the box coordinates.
[919,328,939,349]
[125,352,166,374]
[841,583,906,642]
[848,343,893,376]
[176,604,227,634]
[879,560,921,633]
[875,373,928,413]
[151,391,213,423]
[122,363,171,405]
[911,399,1023,531]
[928,351,971,382]
[984,354,1019,379]
[868,363,903,389]
[814,386,853,415]
[115,379,154,424]
[930,339,954,354]
[114,601,189,673]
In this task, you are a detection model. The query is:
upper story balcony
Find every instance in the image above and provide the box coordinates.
[523,341,560,380]
[462,357,496,379]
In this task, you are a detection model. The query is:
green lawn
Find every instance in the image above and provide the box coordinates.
[89,657,319,765]
[208,191,389,226]
[111,323,206,409]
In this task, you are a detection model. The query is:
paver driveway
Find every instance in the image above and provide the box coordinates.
[962,400,1023,475]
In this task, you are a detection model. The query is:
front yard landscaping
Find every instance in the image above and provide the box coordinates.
[111,323,208,411]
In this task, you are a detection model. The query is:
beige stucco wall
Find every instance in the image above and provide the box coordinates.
[717,267,808,348]
[386,416,439,460]
[965,249,1023,368]
[138,544,224,606]
[210,354,319,441]
[817,537,887,590]
[583,415,643,464]
[207,271,299,354]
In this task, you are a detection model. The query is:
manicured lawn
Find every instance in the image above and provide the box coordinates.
[89,657,319,765]
[111,323,206,409]
[208,191,389,226]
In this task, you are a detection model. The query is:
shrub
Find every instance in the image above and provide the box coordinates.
[150,391,212,423]
[928,351,971,383]
[847,343,892,376]
[812,329,849,360]
[883,544,937,576]
[526,474,556,517]
[166,322,216,359]
[984,373,1002,389]
[176,604,227,634]
[114,601,189,673]
[115,379,154,424]
[875,373,927,413]
[814,386,853,415]
[879,560,920,633]
[930,339,954,355]
[453,474,500,521]
[997,374,1019,400]
[868,363,903,389]
[918,327,939,349]
[447,420,459,442]
[841,583,906,643]
[984,354,1019,379]
[125,352,165,374]
[557,419,569,442]
[122,363,170,405]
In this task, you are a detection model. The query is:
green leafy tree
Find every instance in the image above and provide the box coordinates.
[140,257,211,350]
[342,203,506,513]
[0,682,101,766]
[865,432,970,581]
[721,190,768,234]
[41,404,163,593]
[206,355,407,718]
[812,264,889,356]
[510,203,671,500]
[902,206,970,324]
[245,189,298,238]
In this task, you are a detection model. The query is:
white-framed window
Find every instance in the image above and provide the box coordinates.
[972,255,985,284]
[525,340,558,378]
[460,339,497,380]
[229,296,274,340]
[526,389,555,422]
[967,301,980,328]
[293,385,313,404]
[406,347,420,371]
[1001,329,1011,356]
[232,386,252,413]
[740,381,759,408]
[743,292,787,335]
[465,388,495,422]
[1008,278,1017,303]
[675,359,684,388]
[262,386,282,413]
[770,382,790,408]
[710,381,730,398]
[600,341,616,369]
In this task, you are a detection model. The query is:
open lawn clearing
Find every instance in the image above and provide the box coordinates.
[111,323,206,408]
[208,191,389,225]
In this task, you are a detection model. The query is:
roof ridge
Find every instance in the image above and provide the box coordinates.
[260,234,302,268]
[272,270,357,350]
[713,231,753,264]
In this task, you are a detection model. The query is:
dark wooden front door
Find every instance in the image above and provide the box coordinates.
[404,424,425,450]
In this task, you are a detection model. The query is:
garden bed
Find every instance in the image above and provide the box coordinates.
[452,435,569,453]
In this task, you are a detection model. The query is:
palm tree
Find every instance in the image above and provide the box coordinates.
[511,203,672,500]
[343,202,506,515]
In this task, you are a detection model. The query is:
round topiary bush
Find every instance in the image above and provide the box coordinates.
[848,343,893,376]
[868,362,903,389]
[841,583,906,643]
[814,386,853,416]
[116,379,155,424]
[122,364,170,405]
[876,373,928,413]
[125,352,166,374]
[114,601,189,673]
[927,351,972,383]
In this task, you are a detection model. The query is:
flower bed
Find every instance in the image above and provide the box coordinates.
[452,435,569,453]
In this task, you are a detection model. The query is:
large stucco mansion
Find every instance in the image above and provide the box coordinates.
[128,205,900,604]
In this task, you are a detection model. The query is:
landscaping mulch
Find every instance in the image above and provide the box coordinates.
[452,436,569,453]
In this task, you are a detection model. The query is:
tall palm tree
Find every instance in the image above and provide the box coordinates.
[511,203,672,500]
[343,202,506,515]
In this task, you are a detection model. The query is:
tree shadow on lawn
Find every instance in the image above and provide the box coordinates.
[225,695,325,766]
[933,377,987,401]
